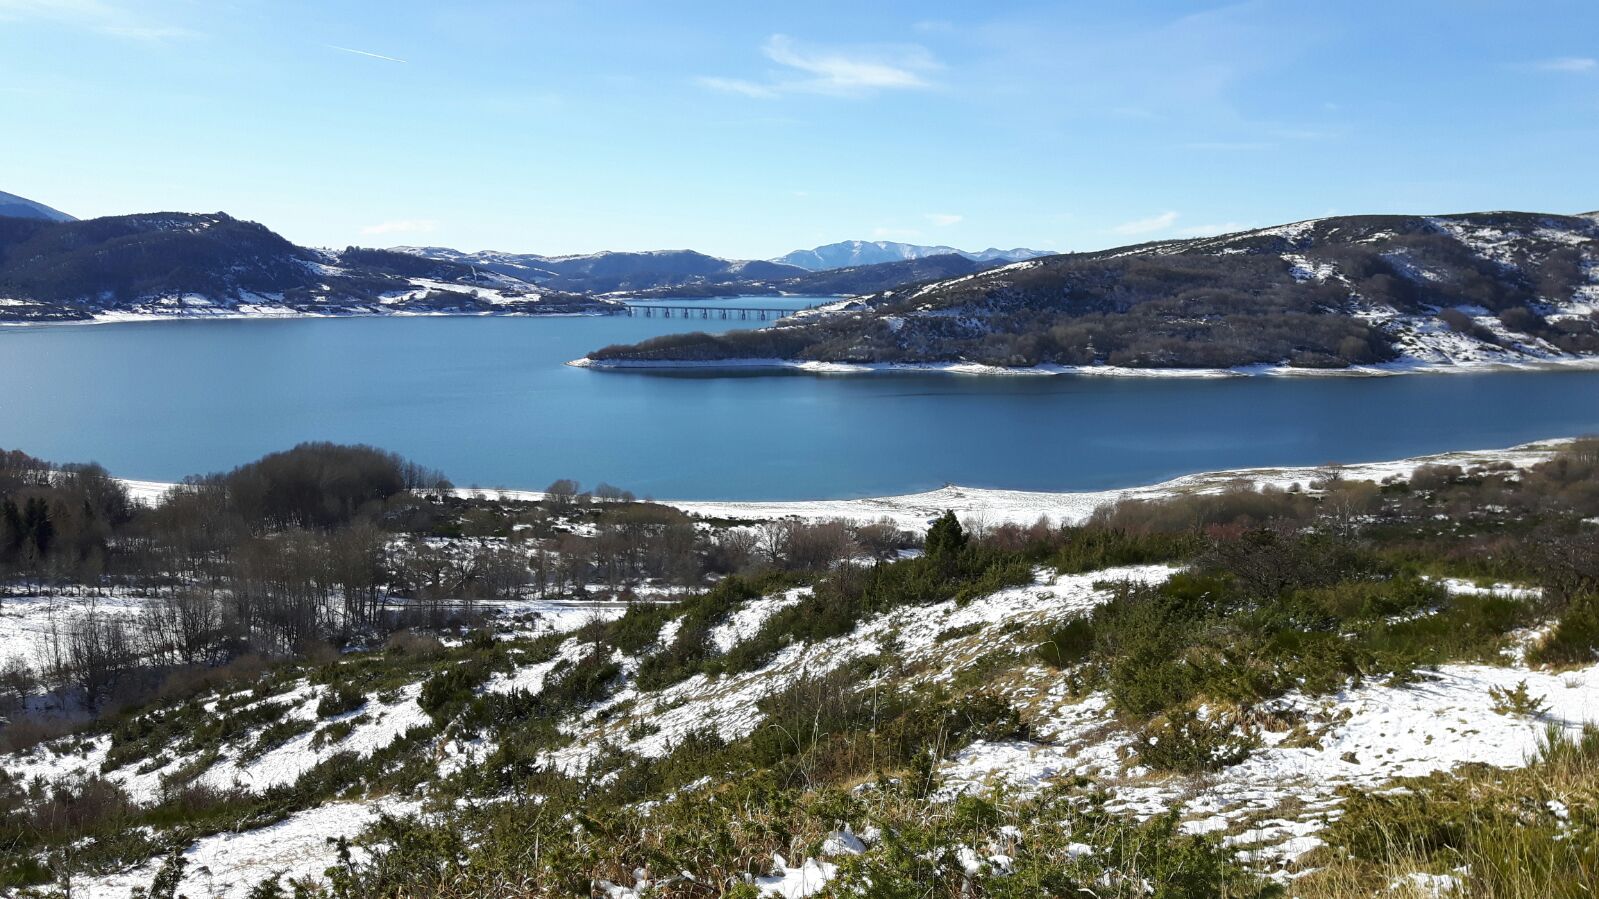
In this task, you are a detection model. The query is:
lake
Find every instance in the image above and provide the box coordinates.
[4,296,1599,500]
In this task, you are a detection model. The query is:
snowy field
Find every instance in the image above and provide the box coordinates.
[69,799,419,899]
[0,591,152,669]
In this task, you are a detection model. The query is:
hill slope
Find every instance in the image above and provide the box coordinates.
[4,438,1599,897]
[0,213,616,321]
[0,190,75,223]
[583,211,1599,373]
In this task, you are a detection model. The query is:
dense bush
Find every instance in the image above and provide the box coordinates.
[217,442,447,529]
[418,662,490,722]
[316,683,367,718]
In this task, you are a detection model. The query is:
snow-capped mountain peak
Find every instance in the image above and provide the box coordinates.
[773,240,1048,271]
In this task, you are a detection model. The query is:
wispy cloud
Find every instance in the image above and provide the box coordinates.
[696,34,939,99]
[361,219,436,236]
[694,76,777,99]
[330,45,407,64]
[764,35,936,93]
[1110,211,1179,236]
[925,213,963,227]
[0,0,200,40]
[1533,56,1596,73]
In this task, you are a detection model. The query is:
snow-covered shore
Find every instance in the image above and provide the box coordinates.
[117,438,1576,531]
[650,438,1574,530]
[569,354,1599,379]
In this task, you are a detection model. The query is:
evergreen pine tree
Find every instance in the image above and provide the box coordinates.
[0,499,21,562]
[924,510,967,561]
[23,497,53,560]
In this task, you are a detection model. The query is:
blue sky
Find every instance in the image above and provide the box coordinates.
[2,1,1595,258]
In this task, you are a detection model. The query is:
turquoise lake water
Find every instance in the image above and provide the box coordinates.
[4,296,1599,499]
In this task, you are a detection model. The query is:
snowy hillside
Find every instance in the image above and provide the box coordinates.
[8,554,1596,896]
[585,211,1599,374]
[5,437,1599,897]
[0,213,619,322]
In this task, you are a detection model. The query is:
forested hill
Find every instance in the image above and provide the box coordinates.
[584,211,1599,372]
[0,212,615,322]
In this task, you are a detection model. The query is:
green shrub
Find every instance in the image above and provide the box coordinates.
[311,718,360,749]
[1035,618,1095,668]
[1133,708,1258,773]
[418,662,490,722]
[1530,593,1599,666]
[240,717,314,762]
[316,683,367,718]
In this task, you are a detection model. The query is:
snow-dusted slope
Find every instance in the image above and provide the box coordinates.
[0,213,621,322]
[12,560,1593,895]
[586,211,1599,374]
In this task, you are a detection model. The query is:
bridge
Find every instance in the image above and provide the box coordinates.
[620,303,805,321]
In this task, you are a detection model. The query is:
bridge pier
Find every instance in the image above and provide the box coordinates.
[619,303,802,320]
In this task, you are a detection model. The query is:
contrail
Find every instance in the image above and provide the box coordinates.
[328,45,406,63]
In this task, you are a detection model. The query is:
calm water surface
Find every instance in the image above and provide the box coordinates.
[4,296,1599,500]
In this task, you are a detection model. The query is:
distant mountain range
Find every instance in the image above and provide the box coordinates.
[392,246,810,293]
[583,211,1599,374]
[0,191,1021,322]
[0,190,75,223]
[772,240,1048,271]
[392,240,1048,296]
